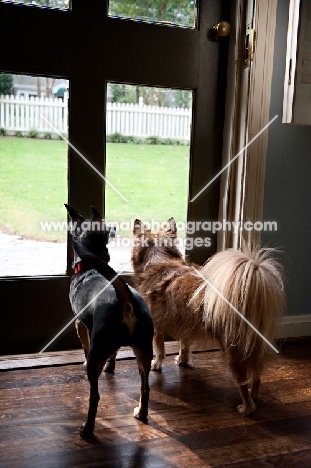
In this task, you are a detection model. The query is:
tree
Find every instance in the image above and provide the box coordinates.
[0,74,13,95]
[109,83,138,104]
[109,0,196,27]
[36,76,55,98]
[18,0,69,7]
[109,83,191,108]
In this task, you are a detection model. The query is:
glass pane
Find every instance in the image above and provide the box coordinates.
[3,0,70,9]
[0,73,68,277]
[109,0,197,28]
[105,83,192,271]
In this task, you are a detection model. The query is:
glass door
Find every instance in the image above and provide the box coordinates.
[0,0,230,353]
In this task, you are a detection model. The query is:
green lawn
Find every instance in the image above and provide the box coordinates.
[105,143,189,235]
[0,137,190,241]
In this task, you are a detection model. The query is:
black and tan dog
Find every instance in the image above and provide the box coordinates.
[65,205,154,438]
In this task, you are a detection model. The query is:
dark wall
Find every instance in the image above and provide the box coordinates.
[262,0,311,317]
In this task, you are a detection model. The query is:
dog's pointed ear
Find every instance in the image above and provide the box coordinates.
[164,217,177,238]
[64,204,85,223]
[71,238,84,258]
[90,206,103,222]
[133,219,144,235]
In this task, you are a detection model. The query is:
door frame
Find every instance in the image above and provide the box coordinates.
[218,0,278,250]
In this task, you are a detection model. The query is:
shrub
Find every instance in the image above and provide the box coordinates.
[0,128,6,136]
[107,132,127,143]
[28,129,38,139]
[14,130,23,138]
[146,135,160,145]
[106,132,189,146]
[123,135,144,144]
[44,132,52,140]
[164,138,176,145]
[0,74,13,95]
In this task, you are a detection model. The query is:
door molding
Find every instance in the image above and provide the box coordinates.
[218,0,278,249]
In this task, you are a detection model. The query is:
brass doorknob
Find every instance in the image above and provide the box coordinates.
[212,21,231,39]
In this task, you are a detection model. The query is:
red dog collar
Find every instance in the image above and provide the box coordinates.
[74,260,109,275]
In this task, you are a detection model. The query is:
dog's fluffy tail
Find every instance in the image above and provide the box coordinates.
[72,239,132,307]
[193,243,285,367]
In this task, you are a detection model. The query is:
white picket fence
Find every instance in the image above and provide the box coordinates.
[0,94,68,136]
[0,95,191,141]
[107,97,191,140]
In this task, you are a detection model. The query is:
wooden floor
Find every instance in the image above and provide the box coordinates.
[0,340,310,468]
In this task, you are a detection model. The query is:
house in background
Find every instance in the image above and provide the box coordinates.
[12,74,69,98]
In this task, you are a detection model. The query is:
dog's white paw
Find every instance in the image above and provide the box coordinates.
[237,400,256,416]
[79,422,94,439]
[133,406,148,422]
[151,359,162,372]
[175,355,194,369]
[104,361,115,374]
[82,360,87,370]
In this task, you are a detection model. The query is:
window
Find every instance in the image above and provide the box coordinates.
[105,83,192,271]
[108,0,197,28]
[3,0,70,9]
[0,73,68,277]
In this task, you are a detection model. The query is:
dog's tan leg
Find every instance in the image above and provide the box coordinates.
[151,332,165,371]
[251,378,261,402]
[175,339,194,368]
[236,383,256,416]
[227,353,256,416]
[132,346,152,421]
[80,354,105,439]
[104,352,117,374]
[75,319,90,368]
